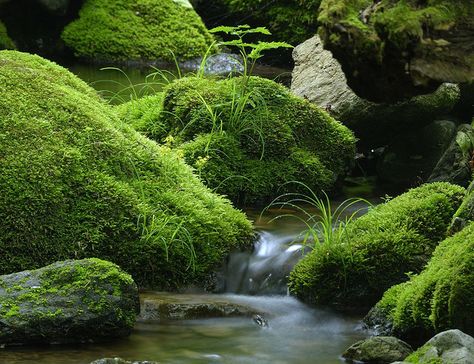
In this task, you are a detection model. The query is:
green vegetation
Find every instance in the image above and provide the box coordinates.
[0,50,253,289]
[289,182,465,311]
[61,0,215,62]
[118,75,355,204]
[372,222,474,338]
[209,0,322,45]
[265,181,371,249]
[0,21,15,50]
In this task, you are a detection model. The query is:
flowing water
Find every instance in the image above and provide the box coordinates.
[1,199,373,364]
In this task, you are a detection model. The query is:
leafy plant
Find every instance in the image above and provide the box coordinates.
[209,25,293,91]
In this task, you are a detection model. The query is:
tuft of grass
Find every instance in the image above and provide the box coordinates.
[264,181,372,249]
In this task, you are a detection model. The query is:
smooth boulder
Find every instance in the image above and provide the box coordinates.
[0,259,139,346]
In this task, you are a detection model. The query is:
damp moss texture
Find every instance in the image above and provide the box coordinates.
[0,50,253,289]
[370,222,474,339]
[61,0,215,62]
[0,258,139,345]
[288,182,465,311]
[117,76,356,204]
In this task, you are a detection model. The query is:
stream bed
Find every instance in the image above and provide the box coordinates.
[1,199,373,364]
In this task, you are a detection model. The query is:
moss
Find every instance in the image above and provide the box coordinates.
[404,345,442,364]
[61,0,215,62]
[372,222,474,338]
[118,75,355,204]
[0,21,15,50]
[0,50,253,289]
[288,182,465,311]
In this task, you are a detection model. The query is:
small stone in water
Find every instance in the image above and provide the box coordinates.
[253,314,269,328]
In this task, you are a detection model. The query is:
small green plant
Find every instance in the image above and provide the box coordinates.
[263,181,372,250]
[186,25,292,160]
[209,25,293,91]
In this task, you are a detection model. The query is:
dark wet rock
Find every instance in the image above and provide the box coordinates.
[342,336,413,363]
[403,330,474,364]
[90,359,159,364]
[291,35,460,148]
[138,292,261,321]
[428,124,474,187]
[252,314,268,328]
[377,120,457,186]
[0,259,140,346]
[317,0,474,102]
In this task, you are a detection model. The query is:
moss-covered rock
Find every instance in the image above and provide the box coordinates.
[0,20,15,50]
[289,182,465,312]
[317,0,474,102]
[342,336,413,363]
[61,0,214,62]
[366,222,474,340]
[0,50,253,288]
[0,258,139,346]
[117,76,356,204]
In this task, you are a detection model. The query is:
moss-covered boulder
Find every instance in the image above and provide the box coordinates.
[0,20,15,49]
[288,182,465,312]
[0,258,139,346]
[117,76,356,204]
[317,0,474,102]
[0,50,253,288]
[61,0,214,62]
[366,223,474,341]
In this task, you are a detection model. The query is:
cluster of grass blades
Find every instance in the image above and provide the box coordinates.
[263,181,373,251]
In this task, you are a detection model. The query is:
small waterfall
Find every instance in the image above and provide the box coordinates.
[221,230,308,295]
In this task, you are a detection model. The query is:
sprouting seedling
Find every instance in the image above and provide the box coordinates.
[209,25,293,91]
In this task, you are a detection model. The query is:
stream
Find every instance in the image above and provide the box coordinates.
[1,199,373,364]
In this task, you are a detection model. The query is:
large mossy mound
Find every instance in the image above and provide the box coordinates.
[117,76,356,204]
[317,0,474,101]
[288,182,465,312]
[368,222,474,340]
[0,50,253,289]
[61,0,214,62]
[0,20,15,50]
